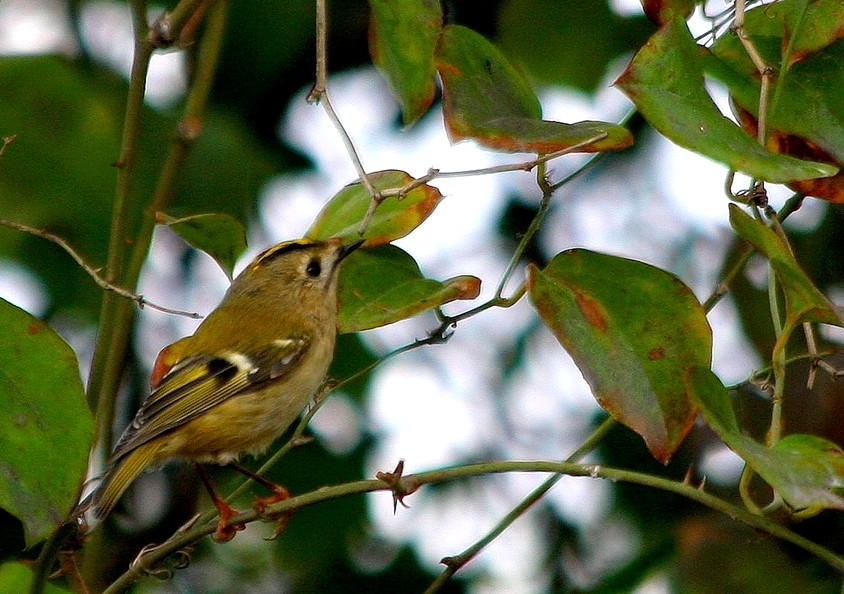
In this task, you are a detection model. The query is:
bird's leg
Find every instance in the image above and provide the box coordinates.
[229,462,292,539]
[195,464,245,542]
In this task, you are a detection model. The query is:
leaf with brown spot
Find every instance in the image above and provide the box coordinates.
[527,249,711,463]
[734,104,844,203]
[434,25,632,154]
[618,18,837,183]
[706,2,844,197]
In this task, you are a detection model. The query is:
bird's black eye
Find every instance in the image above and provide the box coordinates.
[305,258,322,277]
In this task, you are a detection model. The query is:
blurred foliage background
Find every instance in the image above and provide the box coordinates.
[2,1,844,593]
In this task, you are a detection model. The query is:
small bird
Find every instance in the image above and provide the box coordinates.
[83,237,362,540]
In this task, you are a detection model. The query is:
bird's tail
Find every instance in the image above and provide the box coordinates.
[75,445,160,528]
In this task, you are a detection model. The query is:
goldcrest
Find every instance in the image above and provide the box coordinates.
[83,237,362,536]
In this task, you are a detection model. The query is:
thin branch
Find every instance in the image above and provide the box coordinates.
[0,134,16,157]
[305,0,375,230]
[733,0,774,147]
[149,0,208,47]
[424,417,618,593]
[322,91,377,202]
[102,459,844,593]
[123,0,230,294]
[0,219,200,318]
[307,0,327,101]
[87,0,155,425]
[702,192,804,313]
[375,134,609,201]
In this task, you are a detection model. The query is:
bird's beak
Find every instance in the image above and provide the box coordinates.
[336,239,365,262]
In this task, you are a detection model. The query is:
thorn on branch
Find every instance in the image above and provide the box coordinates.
[376,460,419,513]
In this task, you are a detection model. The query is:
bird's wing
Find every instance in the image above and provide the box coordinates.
[109,336,310,461]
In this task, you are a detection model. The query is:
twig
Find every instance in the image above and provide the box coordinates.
[307,0,327,101]
[0,134,15,157]
[424,417,618,594]
[733,0,773,147]
[101,459,844,593]
[87,0,156,428]
[374,133,609,201]
[702,192,804,313]
[0,219,200,318]
[305,0,376,229]
[149,0,208,47]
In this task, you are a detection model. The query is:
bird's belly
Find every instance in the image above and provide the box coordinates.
[155,384,315,464]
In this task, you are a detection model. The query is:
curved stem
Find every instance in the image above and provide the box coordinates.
[102,459,844,593]
[768,265,785,446]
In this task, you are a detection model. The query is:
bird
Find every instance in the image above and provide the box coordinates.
[81,236,362,541]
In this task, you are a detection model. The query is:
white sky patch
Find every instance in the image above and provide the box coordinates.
[309,392,364,455]
[699,442,745,486]
[610,0,646,17]
[79,1,187,107]
[365,356,485,471]
[0,0,76,55]
[0,260,48,316]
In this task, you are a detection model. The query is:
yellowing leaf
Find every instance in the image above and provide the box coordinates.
[435,25,631,154]
[528,249,711,463]
[307,170,443,246]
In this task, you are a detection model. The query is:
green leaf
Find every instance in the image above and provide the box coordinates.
[616,18,837,183]
[780,0,844,65]
[527,249,711,463]
[689,367,844,512]
[369,0,442,125]
[497,0,653,93]
[728,204,842,356]
[158,212,247,280]
[306,170,444,246]
[709,4,844,165]
[435,25,632,154]
[0,562,69,594]
[337,245,480,333]
[0,299,93,547]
